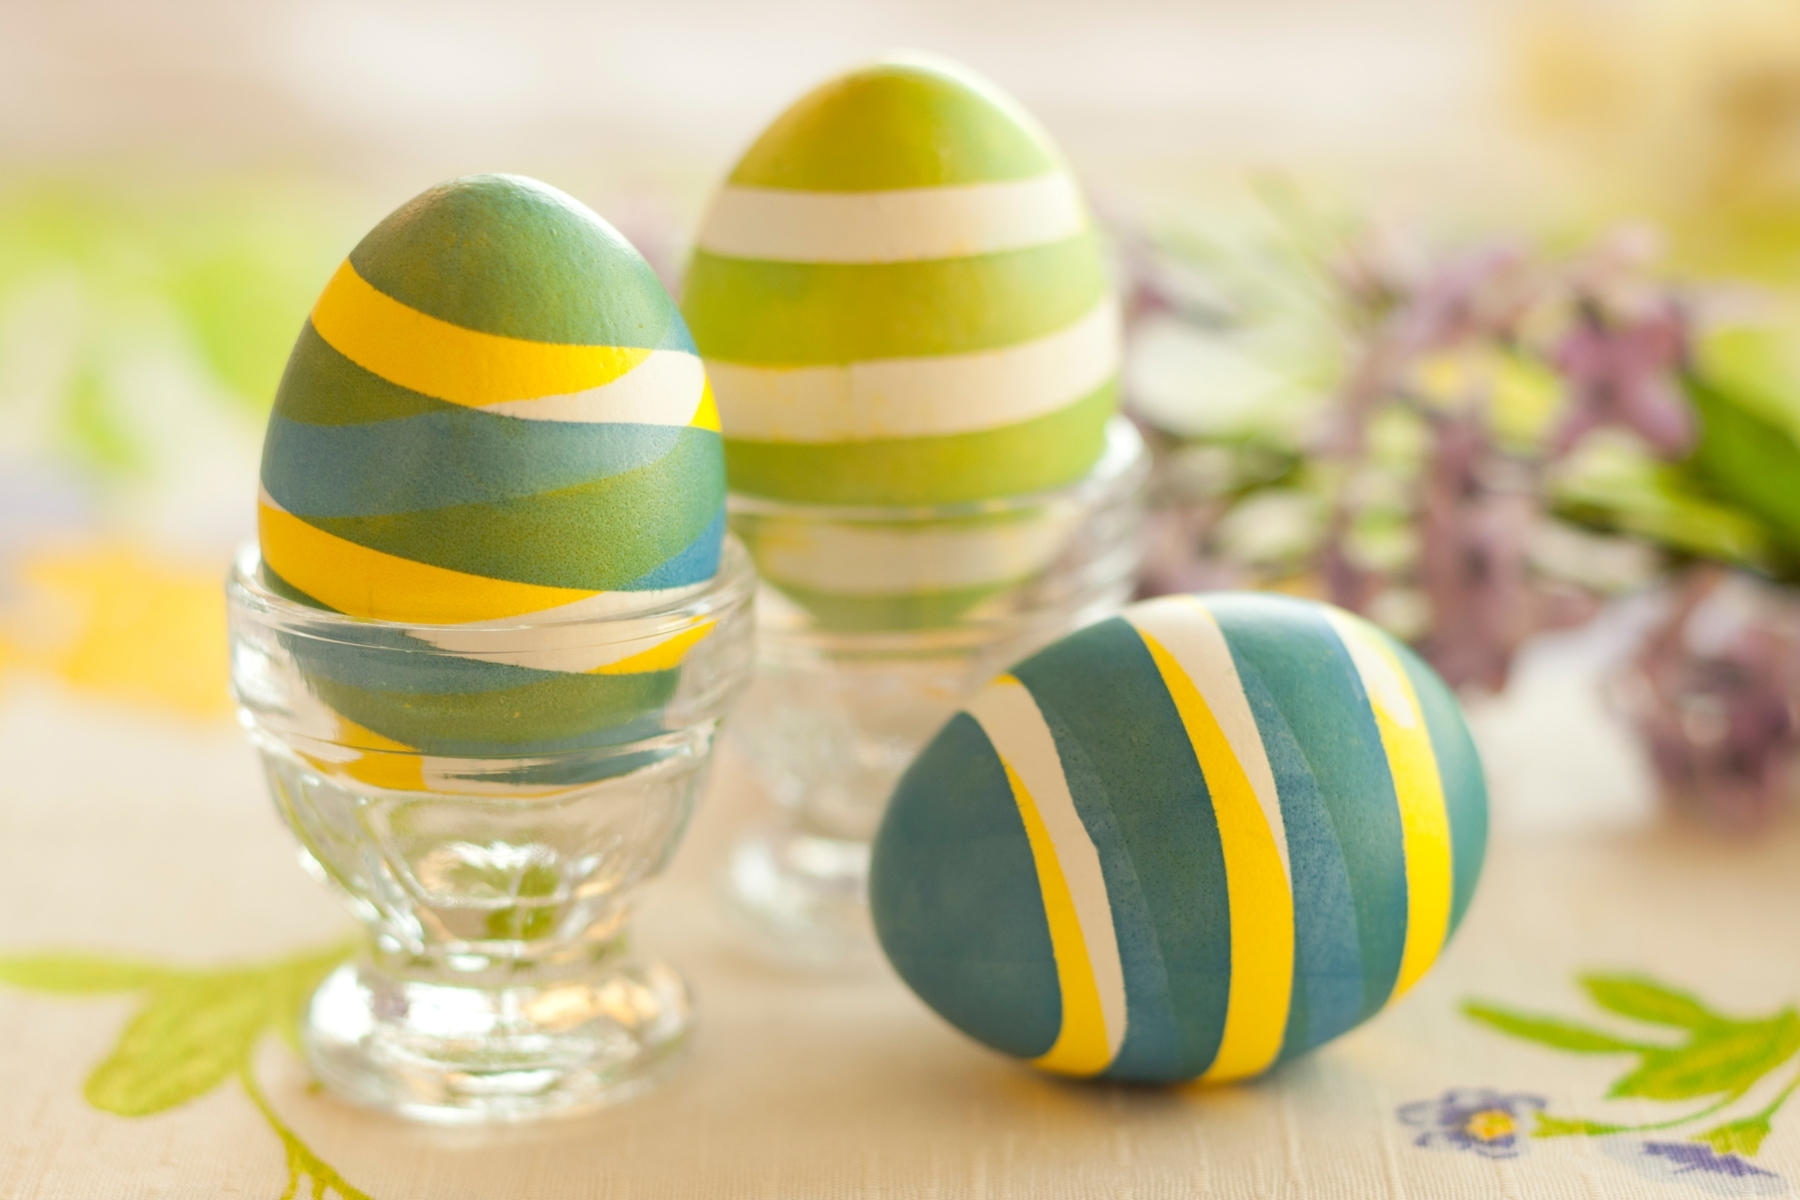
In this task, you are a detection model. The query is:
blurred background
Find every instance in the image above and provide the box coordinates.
[5,0,1800,833]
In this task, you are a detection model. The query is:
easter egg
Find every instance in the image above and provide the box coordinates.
[256,174,726,773]
[684,55,1117,506]
[870,592,1487,1082]
[683,56,1122,627]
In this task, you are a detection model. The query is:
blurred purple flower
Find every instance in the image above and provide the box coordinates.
[1614,567,1800,830]
[1553,297,1693,457]
[1415,415,1542,691]
[1121,212,1696,694]
[1317,239,1534,459]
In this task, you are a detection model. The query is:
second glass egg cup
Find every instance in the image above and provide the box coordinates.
[720,418,1148,968]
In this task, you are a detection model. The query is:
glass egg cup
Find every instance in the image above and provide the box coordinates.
[228,538,755,1123]
[721,417,1148,968]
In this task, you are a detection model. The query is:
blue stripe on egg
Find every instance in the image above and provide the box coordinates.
[262,412,692,517]
[1205,595,1409,1024]
[1012,617,1233,1083]
[870,592,1489,1083]
[614,509,726,592]
[868,711,1063,1060]
[1224,639,1367,1058]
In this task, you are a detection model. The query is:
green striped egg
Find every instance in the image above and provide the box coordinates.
[683,56,1117,507]
[870,592,1487,1082]
[258,174,726,772]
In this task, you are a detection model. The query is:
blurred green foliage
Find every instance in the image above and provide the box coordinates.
[1559,315,1800,582]
[1690,322,1800,552]
[1552,436,1784,572]
[0,178,351,474]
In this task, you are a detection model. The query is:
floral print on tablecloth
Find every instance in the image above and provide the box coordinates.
[1403,972,1797,1195]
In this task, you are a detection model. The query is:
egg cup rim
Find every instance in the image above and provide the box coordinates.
[227,534,756,650]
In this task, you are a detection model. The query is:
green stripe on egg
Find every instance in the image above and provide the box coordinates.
[310,662,679,760]
[273,323,462,426]
[682,238,1106,366]
[726,56,1060,191]
[296,424,722,593]
[263,412,699,518]
[349,174,693,350]
[723,377,1115,507]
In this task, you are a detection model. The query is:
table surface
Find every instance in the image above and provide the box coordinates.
[1,661,1797,1200]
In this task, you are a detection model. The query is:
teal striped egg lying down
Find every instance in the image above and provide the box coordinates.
[684,55,1118,509]
[870,592,1487,1082]
[256,174,726,776]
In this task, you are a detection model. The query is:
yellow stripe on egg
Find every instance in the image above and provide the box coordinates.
[589,621,715,676]
[969,677,1127,1076]
[691,377,721,432]
[1325,610,1455,1001]
[1127,600,1294,1083]
[298,713,427,793]
[310,260,651,409]
[259,494,600,624]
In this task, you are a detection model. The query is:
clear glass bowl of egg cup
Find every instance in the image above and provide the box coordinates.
[720,417,1147,968]
[227,538,755,1123]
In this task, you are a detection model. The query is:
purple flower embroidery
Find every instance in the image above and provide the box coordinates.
[1397,1088,1547,1159]
[1601,1139,1788,1196]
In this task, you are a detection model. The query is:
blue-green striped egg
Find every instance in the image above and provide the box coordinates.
[683,56,1120,626]
[870,592,1488,1082]
[257,174,726,773]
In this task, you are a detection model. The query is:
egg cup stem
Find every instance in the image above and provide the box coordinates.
[719,418,1148,968]
[228,539,756,1122]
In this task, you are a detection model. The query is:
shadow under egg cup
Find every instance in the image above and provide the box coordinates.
[720,418,1148,968]
[227,538,755,1124]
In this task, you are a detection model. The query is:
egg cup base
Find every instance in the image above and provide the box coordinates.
[721,418,1148,969]
[302,940,691,1125]
[718,823,880,972]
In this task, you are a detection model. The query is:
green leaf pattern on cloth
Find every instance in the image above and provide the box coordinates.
[0,940,369,1200]
[0,953,174,994]
[1457,970,1800,1182]
[1534,1115,1628,1137]
[1608,1015,1800,1102]
[1701,1116,1775,1158]
[1582,975,1729,1030]
[1462,1003,1655,1055]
